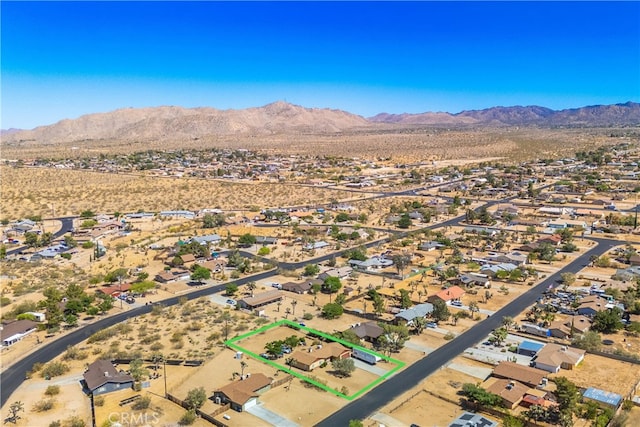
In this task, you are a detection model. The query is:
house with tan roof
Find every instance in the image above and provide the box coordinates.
[290,342,351,371]
[531,344,585,373]
[491,361,547,388]
[238,290,283,310]
[212,373,272,412]
[482,378,529,409]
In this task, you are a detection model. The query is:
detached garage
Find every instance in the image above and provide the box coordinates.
[517,341,545,357]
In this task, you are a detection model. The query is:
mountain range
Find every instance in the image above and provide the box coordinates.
[3,101,639,145]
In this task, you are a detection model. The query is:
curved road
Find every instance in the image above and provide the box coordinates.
[316,237,618,426]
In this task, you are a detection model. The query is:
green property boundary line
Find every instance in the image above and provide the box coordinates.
[225,319,405,401]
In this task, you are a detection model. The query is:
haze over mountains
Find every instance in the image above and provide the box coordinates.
[3,101,639,145]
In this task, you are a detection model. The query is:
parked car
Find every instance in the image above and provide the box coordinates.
[451,301,463,307]
[426,322,438,328]
[226,299,236,306]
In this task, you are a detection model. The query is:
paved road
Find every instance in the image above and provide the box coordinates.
[315,237,618,427]
[0,270,275,406]
[6,217,75,257]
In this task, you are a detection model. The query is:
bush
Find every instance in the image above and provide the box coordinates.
[93,396,104,407]
[303,312,313,320]
[132,395,151,410]
[33,398,55,412]
[179,409,197,426]
[49,422,61,427]
[62,346,88,361]
[45,385,61,396]
[62,416,86,427]
[443,332,456,341]
[41,361,70,379]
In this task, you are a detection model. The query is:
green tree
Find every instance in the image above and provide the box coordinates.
[225,283,238,296]
[303,264,320,277]
[323,276,342,301]
[554,376,579,414]
[399,289,412,309]
[431,299,450,323]
[392,254,411,277]
[202,213,225,228]
[488,327,508,346]
[332,329,361,346]
[184,387,207,410]
[571,330,602,351]
[246,281,257,297]
[63,235,78,248]
[468,301,480,320]
[264,340,284,357]
[104,268,129,283]
[397,214,412,229]
[322,303,344,319]
[190,265,211,284]
[348,421,364,427]
[380,323,409,352]
[79,210,95,219]
[331,358,356,377]
[24,232,39,248]
[460,383,502,410]
[129,358,148,381]
[591,307,623,333]
[237,233,257,247]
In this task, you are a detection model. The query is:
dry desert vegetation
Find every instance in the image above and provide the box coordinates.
[2,126,623,163]
[0,166,358,219]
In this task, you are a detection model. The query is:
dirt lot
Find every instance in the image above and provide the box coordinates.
[549,354,640,397]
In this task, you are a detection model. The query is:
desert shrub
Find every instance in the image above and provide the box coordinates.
[132,395,151,410]
[41,361,70,378]
[62,416,86,427]
[87,328,117,343]
[45,385,60,396]
[301,375,327,391]
[443,332,456,341]
[49,421,61,427]
[206,332,221,342]
[62,346,88,361]
[33,398,55,412]
[187,321,202,331]
[303,312,313,320]
[0,296,11,307]
[93,396,104,407]
[140,334,161,345]
[149,342,164,351]
[178,409,196,425]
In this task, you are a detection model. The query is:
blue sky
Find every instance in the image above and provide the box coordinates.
[2,1,639,129]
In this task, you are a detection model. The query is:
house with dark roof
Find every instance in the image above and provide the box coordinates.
[349,321,384,342]
[281,281,312,294]
[82,360,134,395]
[212,373,272,412]
[1,320,38,347]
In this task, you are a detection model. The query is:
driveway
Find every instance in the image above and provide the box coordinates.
[353,359,389,377]
[246,402,299,427]
[371,412,409,427]
[445,362,492,380]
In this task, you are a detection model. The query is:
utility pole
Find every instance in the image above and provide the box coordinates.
[163,356,168,398]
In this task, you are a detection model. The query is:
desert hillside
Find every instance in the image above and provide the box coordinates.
[2,101,371,145]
